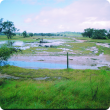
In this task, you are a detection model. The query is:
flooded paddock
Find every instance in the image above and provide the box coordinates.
[0,39,110,70]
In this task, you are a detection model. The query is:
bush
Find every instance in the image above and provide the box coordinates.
[0,44,21,65]
[82,28,108,39]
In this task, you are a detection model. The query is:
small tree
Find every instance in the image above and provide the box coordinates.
[0,18,3,33]
[0,44,22,66]
[22,31,27,38]
[2,20,18,39]
[29,33,33,37]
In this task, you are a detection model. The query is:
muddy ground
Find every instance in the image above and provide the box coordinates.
[8,54,110,67]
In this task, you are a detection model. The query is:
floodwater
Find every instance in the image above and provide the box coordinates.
[7,54,110,70]
[1,60,105,70]
[0,39,110,70]
[0,39,65,48]
[96,43,110,48]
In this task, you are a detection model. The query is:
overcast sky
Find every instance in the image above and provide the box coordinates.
[0,0,110,33]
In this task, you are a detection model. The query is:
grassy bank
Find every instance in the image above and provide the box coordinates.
[0,65,110,109]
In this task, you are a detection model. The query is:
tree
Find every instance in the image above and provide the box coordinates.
[2,20,18,39]
[41,33,44,36]
[29,33,33,37]
[0,44,22,66]
[82,28,108,39]
[34,33,37,36]
[107,30,110,39]
[82,28,94,38]
[92,29,107,39]
[0,18,3,33]
[22,31,27,38]
[47,33,52,37]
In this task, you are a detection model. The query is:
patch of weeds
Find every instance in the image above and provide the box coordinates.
[0,79,5,86]
[98,66,110,71]
[91,58,98,60]
[91,64,97,66]
[96,45,110,55]
[37,60,44,61]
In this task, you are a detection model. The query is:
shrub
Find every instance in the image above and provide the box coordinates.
[0,44,21,65]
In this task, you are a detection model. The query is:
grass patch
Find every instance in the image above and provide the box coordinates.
[96,45,110,55]
[66,42,96,55]
[98,66,110,71]
[0,66,110,109]
[22,46,63,54]
[0,35,40,42]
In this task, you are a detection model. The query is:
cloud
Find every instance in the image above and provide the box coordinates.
[107,0,110,3]
[24,18,32,23]
[21,0,110,33]
[0,0,3,4]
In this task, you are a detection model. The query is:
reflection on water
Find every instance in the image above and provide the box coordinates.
[0,40,64,50]
[1,60,105,70]
[96,43,110,48]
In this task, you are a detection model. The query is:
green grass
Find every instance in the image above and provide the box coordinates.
[66,42,96,55]
[0,35,40,42]
[96,45,110,55]
[21,46,63,54]
[98,66,110,71]
[0,66,110,109]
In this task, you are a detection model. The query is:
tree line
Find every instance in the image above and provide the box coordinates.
[1,18,110,39]
[20,32,63,37]
[82,28,110,39]
[0,18,64,39]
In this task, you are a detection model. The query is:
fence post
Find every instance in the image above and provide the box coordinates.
[67,52,69,69]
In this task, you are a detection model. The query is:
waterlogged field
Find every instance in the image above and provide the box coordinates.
[0,35,110,109]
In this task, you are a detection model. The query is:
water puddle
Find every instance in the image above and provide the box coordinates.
[96,43,110,48]
[0,40,65,50]
[33,77,50,80]
[0,39,82,51]
[33,76,64,80]
[1,60,106,70]
[58,48,73,52]
[86,47,98,53]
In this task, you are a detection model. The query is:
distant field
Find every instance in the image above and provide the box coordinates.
[0,34,82,41]
[0,35,110,56]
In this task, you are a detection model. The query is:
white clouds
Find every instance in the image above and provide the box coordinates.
[58,25,64,29]
[80,21,110,27]
[22,0,110,32]
[25,18,32,23]
[0,0,3,4]
[107,0,110,3]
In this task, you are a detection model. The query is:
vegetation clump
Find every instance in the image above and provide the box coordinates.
[82,28,109,39]
[0,44,21,65]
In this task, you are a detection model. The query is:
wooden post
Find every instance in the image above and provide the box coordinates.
[67,52,69,69]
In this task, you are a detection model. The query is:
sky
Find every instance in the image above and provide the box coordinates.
[0,0,110,33]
